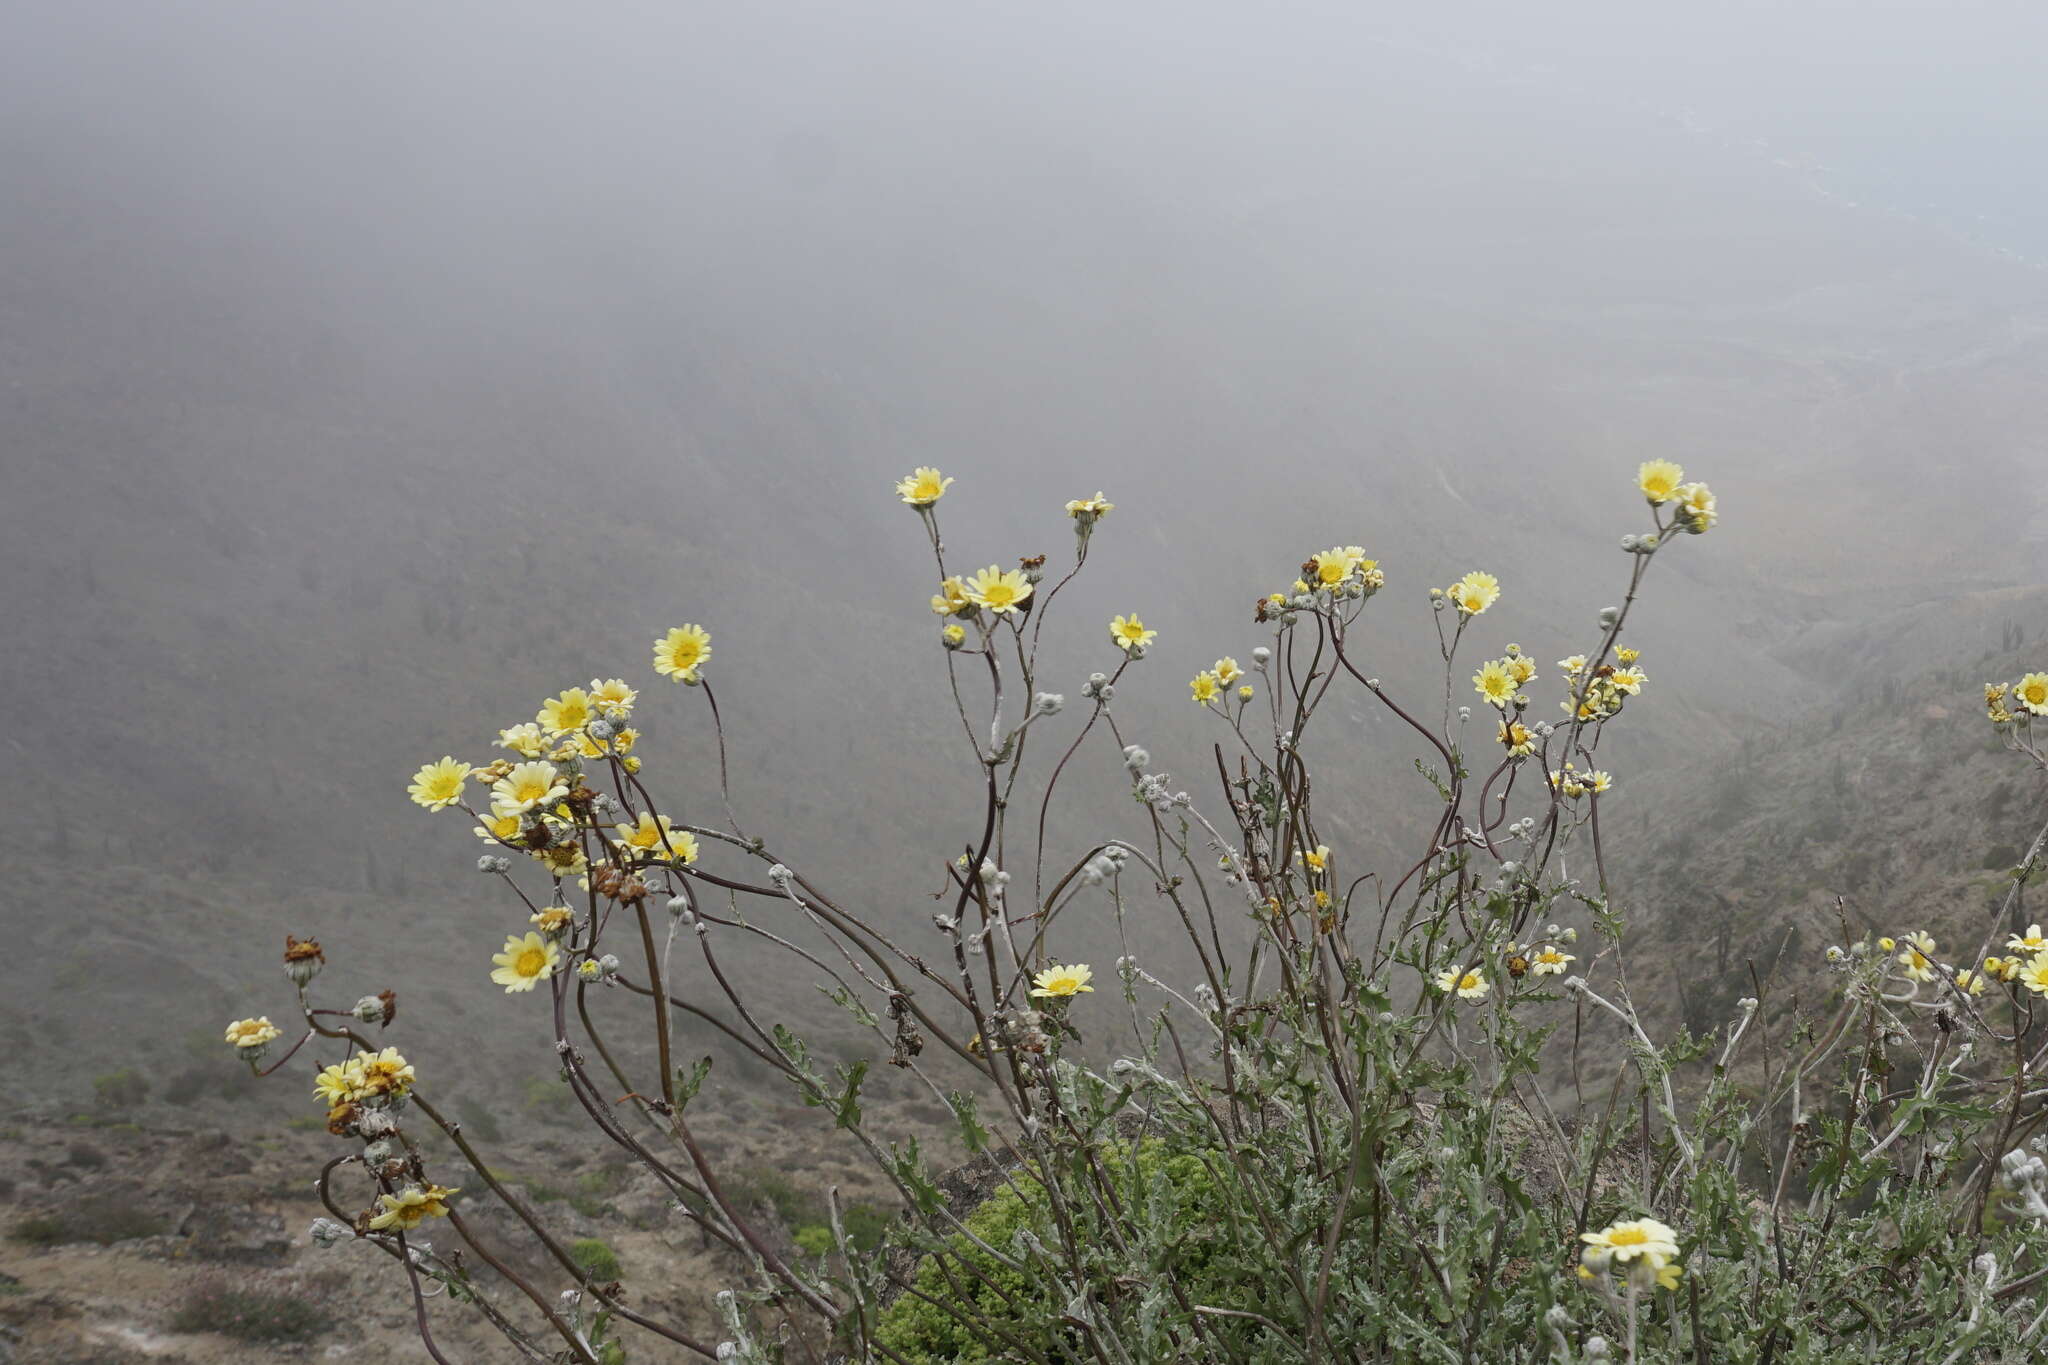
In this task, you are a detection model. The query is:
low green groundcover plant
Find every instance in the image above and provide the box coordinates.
[170,1278,334,1343]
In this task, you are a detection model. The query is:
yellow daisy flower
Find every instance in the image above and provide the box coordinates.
[895,467,953,506]
[313,1060,363,1105]
[491,762,567,818]
[1110,614,1156,651]
[496,723,549,758]
[1581,1217,1679,1267]
[2019,954,2048,997]
[1530,946,1574,975]
[653,624,713,682]
[963,565,1033,615]
[355,1047,415,1099]
[931,577,971,615]
[2017,673,2048,715]
[536,688,594,736]
[1064,491,1114,520]
[1637,459,1684,504]
[367,1184,459,1232]
[1499,720,1535,756]
[1213,657,1243,685]
[1190,671,1221,704]
[491,932,562,993]
[1029,963,1094,998]
[588,678,638,717]
[1473,659,1516,708]
[1674,481,1717,532]
[1433,964,1489,1000]
[1896,931,1937,984]
[2007,924,2048,955]
[1309,547,1360,586]
[407,757,471,812]
[614,811,699,864]
[1448,571,1500,616]
[224,1017,281,1051]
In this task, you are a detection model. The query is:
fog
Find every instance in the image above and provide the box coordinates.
[4,1,2047,1098]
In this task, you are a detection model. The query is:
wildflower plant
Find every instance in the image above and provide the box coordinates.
[232,460,2048,1362]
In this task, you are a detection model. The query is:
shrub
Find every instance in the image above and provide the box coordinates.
[11,1197,164,1247]
[91,1069,148,1111]
[9,1216,62,1247]
[224,467,2048,1361]
[169,1279,334,1342]
[569,1237,621,1282]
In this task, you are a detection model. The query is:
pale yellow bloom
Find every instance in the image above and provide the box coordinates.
[1674,481,1718,531]
[530,906,574,937]
[367,1184,459,1232]
[1303,845,1330,872]
[313,1060,362,1105]
[1030,963,1094,998]
[895,467,953,506]
[496,723,549,758]
[474,811,525,845]
[1581,1218,1679,1267]
[491,932,562,993]
[534,842,589,877]
[1499,720,1535,757]
[2008,924,2048,955]
[588,678,638,717]
[1637,460,1684,503]
[355,1047,415,1100]
[1610,667,1647,695]
[1110,614,1156,651]
[1190,671,1221,704]
[2019,954,2048,997]
[1065,491,1114,519]
[1558,654,1588,676]
[1310,547,1360,586]
[653,624,713,682]
[1473,659,1516,708]
[1448,571,1500,616]
[1530,946,1574,976]
[1213,657,1243,686]
[1434,964,1489,1000]
[614,811,699,864]
[931,577,970,615]
[962,565,1033,615]
[537,688,595,736]
[491,762,567,818]
[1506,655,1537,685]
[941,623,967,648]
[2017,673,2048,715]
[1896,931,1937,984]
[224,1017,281,1050]
[407,757,471,812]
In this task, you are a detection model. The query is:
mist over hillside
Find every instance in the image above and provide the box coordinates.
[4,0,2047,1113]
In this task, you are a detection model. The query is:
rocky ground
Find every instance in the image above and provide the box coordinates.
[0,1092,928,1363]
